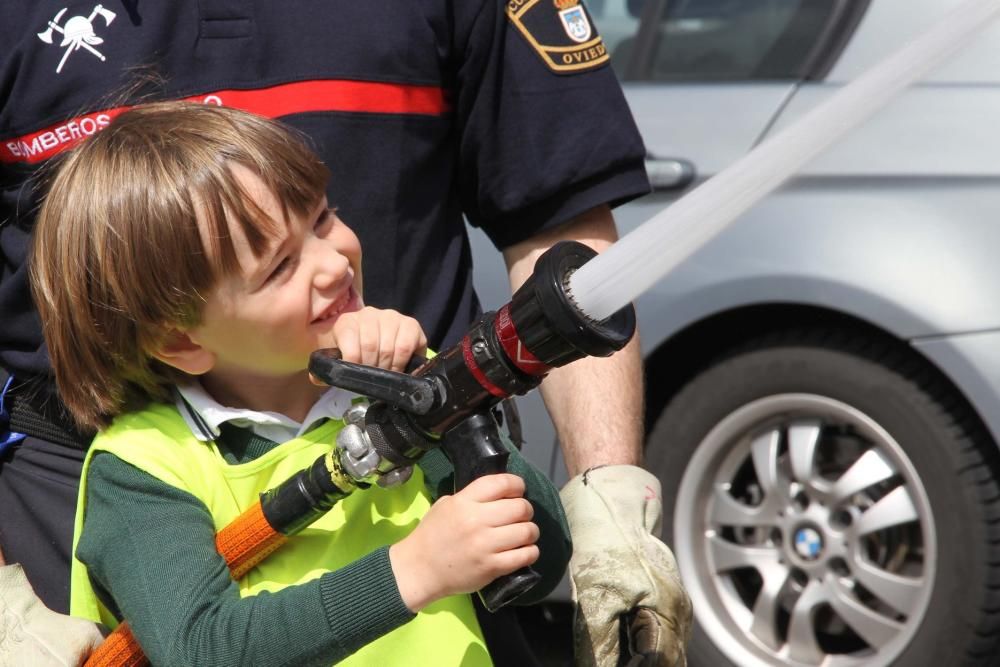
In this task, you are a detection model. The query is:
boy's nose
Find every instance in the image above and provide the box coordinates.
[312,252,349,290]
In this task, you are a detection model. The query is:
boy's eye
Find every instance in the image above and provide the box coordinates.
[265,257,291,284]
[315,208,334,232]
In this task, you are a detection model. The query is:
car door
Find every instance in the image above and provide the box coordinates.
[605,0,871,234]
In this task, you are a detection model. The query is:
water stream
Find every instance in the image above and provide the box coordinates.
[569,0,1000,321]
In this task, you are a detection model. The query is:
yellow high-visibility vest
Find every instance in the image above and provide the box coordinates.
[70,402,489,665]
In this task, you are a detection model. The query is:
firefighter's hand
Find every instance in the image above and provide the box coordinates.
[560,465,693,667]
[390,474,539,612]
[0,564,104,667]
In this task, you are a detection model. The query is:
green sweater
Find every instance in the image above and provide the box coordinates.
[76,424,570,666]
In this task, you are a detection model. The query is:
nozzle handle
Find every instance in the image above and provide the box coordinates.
[442,412,541,611]
[309,349,438,415]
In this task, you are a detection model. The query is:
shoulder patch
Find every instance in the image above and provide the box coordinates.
[506,0,609,75]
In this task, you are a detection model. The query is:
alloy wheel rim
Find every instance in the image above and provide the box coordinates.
[674,393,936,667]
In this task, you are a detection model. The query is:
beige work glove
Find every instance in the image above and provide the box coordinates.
[560,465,693,667]
[0,564,104,667]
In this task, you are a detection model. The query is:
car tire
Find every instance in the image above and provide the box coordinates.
[646,328,1000,667]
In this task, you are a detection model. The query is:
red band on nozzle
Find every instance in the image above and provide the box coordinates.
[462,336,509,397]
[494,304,552,377]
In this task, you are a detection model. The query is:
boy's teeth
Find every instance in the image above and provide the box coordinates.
[320,291,350,321]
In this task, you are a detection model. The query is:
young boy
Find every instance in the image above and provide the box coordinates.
[29,101,570,666]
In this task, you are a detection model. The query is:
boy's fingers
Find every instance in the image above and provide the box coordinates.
[487,521,540,552]
[388,317,423,372]
[409,328,428,370]
[380,323,403,371]
[461,474,526,502]
[485,497,535,526]
[490,544,541,576]
[393,338,421,374]
[357,320,380,367]
[335,326,360,364]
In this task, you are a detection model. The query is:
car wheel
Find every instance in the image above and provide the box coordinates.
[647,329,1000,667]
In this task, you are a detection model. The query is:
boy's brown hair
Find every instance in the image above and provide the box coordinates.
[30,101,330,432]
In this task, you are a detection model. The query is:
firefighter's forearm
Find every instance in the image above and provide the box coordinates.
[503,205,643,475]
[538,334,643,475]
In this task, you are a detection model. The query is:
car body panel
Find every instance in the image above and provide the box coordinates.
[770,86,1000,176]
[829,0,1000,84]
[627,84,796,174]
[628,180,1000,342]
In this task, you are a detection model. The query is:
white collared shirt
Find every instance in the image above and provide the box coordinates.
[174,381,359,444]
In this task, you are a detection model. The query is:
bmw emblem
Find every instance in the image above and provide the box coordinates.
[794,527,824,560]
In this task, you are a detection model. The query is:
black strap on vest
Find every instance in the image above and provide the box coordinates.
[4,376,94,449]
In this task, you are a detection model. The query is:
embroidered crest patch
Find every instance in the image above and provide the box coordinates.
[559,6,592,43]
[507,0,609,74]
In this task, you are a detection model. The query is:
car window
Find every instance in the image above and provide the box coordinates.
[583,0,641,58]
[588,0,846,81]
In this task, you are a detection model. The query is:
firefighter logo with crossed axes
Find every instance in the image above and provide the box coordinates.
[37,5,117,74]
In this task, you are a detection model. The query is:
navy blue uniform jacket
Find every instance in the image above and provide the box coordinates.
[0,0,649,395]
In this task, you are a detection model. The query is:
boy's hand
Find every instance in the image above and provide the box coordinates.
[389,473,540,612]
[332,307,427,372]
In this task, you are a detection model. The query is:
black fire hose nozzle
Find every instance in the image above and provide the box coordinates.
[306,240,637,610]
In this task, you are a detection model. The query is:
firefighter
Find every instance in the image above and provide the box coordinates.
[0,2,691,664]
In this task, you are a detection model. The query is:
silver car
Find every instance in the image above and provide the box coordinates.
[470,0,1000,665]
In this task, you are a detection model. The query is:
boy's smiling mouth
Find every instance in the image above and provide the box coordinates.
[312,284,357,325]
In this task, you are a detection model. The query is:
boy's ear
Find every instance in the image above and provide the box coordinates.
[153,329,216,375]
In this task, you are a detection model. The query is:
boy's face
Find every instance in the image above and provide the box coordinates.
[187,167,364,379]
